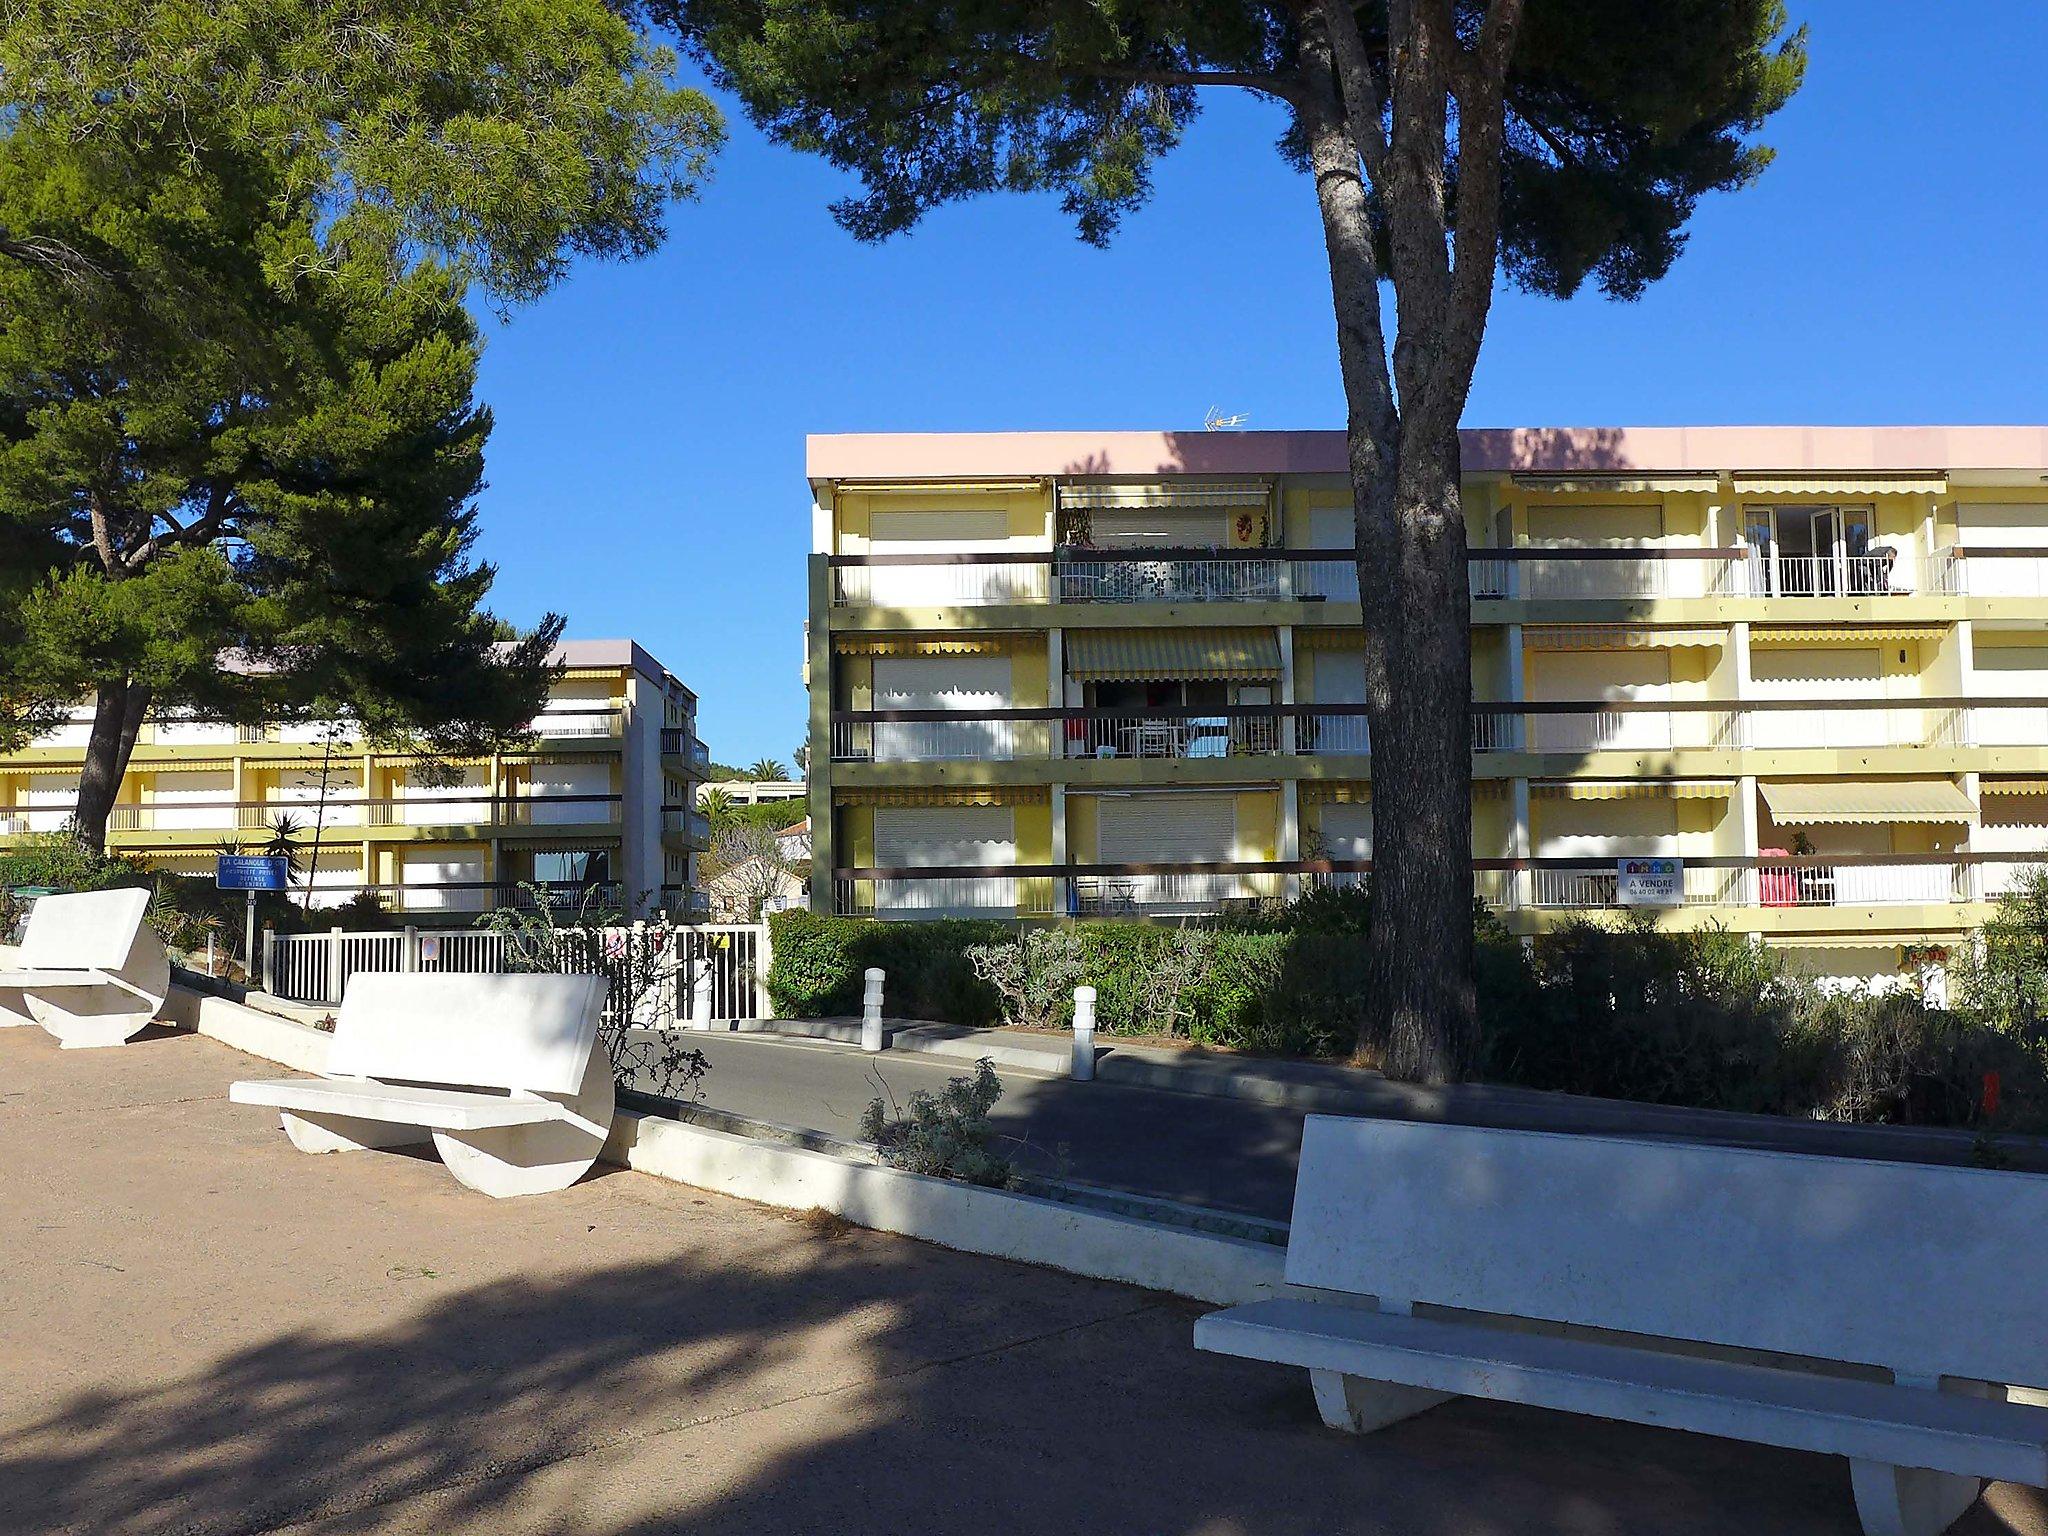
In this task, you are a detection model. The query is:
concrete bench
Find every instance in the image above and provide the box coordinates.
[1196,1115,2048,1536]
[231,972,614,1198]
[0,888,170,1048]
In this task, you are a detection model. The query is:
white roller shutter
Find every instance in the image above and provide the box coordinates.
[873,656,1013,761]
[401,850,487,912]
[526,761,612,825]
[1086,508,1229,548]
[1097,794,1237,862]
[1527,649,1672,753]
[873,805,1015,917]
[869,509,1023,604]
[150,770,235,831]
[1318,803,1373,860]
[1308,506,1360,601]
[1747,647,1884,750]
[1969,642,2048,746]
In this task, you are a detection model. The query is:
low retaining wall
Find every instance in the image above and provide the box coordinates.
[165,982,1281,1304]
[605,1111,1284,1305]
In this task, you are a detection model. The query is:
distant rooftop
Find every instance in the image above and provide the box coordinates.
[808,427,2048,483]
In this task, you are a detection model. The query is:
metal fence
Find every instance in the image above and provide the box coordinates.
[265,922,770,1021]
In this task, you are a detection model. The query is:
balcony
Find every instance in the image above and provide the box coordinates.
[662,805,712,845]
[100,793,622,835]
[525,708,622,740]
[829,696,2033,764]
[828,854,2039,921]
[290,880,627,917]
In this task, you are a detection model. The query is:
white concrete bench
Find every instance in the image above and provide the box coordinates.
[1196,1115,2048,1536]
[0,888,170,1048]
[231,972,614,1198]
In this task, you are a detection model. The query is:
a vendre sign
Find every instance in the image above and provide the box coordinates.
[1617,857,1685,908]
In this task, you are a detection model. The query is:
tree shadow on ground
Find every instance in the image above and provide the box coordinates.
[3,1216,2043,1536]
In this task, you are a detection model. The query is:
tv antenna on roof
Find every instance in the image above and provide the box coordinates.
[1203,406,1249,432]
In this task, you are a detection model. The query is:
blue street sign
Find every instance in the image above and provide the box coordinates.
[216,855,291,892]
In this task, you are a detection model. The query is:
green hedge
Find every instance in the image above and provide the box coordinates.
[767,894,2048,1132]
[766,900,1373,1058]
[766,910,1011,1026]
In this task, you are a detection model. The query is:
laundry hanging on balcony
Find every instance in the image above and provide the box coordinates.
[1759,778,1978,825]
[1063,627,1281,681]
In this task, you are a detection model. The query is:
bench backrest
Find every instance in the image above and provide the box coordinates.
[18,888,151,971]
[328,973,607,1095]
[1287,1114,2048,1389]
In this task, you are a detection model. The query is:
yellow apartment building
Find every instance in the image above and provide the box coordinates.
[0,639,711,921]
[806,426,2048,989]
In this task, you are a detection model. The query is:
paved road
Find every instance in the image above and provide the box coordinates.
[626,1031,1310,1221]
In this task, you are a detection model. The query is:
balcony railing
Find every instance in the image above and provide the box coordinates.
[829,855,2044,919]
[825,544,2048,607]
[290,880,628,916]
[525,708,624,739]
[99,793,622,835]
[826,547,1795,607]
[1940,547,2048,598]
[829,697,2038,763]
[662,806,713,843]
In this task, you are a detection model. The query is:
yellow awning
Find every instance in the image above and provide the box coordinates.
[1982,779,2048,796]
[1760,779,1977,825]
[1058,481,1271,510]
[1523,625,1726,651]
[1732,473,1947,496]
[1752,625,1949,645]
[1298,627,1365,651]
[1533,780,1734,801]
[1299,781,1372,804]
[140,759,236,776]
[839,786,1047,808]
[834,634,1017,657]
[6,761,85,777]
[1512,474,1721,494]
[1064,627,1281,681]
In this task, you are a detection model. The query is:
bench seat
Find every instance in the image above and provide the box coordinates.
[1197,1300,2048,1486]
[0,967,116,989]
[230,1077,571,1133]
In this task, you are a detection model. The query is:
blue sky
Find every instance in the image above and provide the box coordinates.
[471,2,2048,769]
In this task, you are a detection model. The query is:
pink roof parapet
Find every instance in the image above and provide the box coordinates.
[808,426,2048,482]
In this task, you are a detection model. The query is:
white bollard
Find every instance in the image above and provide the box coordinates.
[861,967,885,1053]
[689,960,714,1031]
[1071,985,1097,1081]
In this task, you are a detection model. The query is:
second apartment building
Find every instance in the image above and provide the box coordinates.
[806,426,2048,989]
[0,639,712,920]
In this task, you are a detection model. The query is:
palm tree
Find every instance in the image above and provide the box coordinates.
[747,758,789,782]
[792,742,809,776]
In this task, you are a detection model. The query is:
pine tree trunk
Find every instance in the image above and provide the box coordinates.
[71,677,151,856]
[1362,440,1477,1082]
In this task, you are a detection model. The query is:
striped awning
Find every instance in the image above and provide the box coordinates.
[834,634,1016,657]
[839,786,1047,808]
[6,761,86,777]
[1523,625,1725,651]
[1760,779,1977,825]
[140,759,236,776]
[1058,481,1271,510]
[1299,781,1372,804]
[1512,474,1721,494]
[1732,473,1947,496]
[1533,780,1734,801]
[1298,627,1366,651]
[1064,627,1281,681]
[1982,779,2048,797]
[1752,625,1949,645]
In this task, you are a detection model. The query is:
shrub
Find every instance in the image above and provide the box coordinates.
[861,1057,1013,1187]
[967,928,1086,1030]
[766,909,1008,1025]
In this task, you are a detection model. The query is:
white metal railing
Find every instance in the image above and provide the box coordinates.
[1069,871,1280,915]
[1061,715,1275,760]
[1470,554,1745,601]
[1299,713,1371,755]
[841,718,1027,762]
[1526,865,1739,909]
[1753,861,1963,908]
[833,564,1051,607]
[1948,550,2048,597]
[834,875,1020,918]
[1743,551,1948,597]
[265,922,769,1019]
[1058,556,1289,603]
[527,709,624,739]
